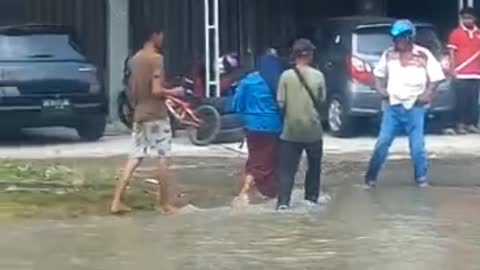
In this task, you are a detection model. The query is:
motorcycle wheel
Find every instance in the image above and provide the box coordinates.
[187,105,221,146]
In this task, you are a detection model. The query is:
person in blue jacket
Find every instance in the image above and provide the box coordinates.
[231,49,284,208]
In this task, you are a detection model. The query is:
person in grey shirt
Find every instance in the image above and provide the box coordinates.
[276,39,327,210]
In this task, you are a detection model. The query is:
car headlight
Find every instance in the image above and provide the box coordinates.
[0,86,20,97]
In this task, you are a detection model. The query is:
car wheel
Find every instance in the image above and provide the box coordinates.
[76,116,107,141]
[328,95,355,137]
[213,127,245,144]
[220,114,244,130]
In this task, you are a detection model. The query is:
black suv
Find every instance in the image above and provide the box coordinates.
[0,24,107,141]
[310,16,454,137]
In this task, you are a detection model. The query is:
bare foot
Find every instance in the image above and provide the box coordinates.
[110,202,132,215]
[249,188,271,202]
[156,204,179,216]
[231,194,250,209]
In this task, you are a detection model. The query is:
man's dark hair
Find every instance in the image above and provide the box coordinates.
[460,7,477,17]
[141,24,163,43]
[291,38,316,59]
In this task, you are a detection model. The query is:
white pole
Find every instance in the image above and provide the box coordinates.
[459,0,464,10]
[468,0,473,7]
[204,0,211,98]
[107,0,129,123]
[213,0,220,97]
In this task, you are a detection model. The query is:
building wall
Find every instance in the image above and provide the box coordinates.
[129,0,204,78]
[129,0,297,77]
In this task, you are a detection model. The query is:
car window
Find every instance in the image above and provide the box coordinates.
[0,34,85,61]
[354,26,442,57]
[354,28,392,55]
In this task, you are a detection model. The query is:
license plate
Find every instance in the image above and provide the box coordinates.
[42,99,71,110]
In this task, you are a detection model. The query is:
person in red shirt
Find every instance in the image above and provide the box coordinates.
[448,7,480,134]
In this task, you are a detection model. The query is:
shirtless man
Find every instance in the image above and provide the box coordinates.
[111,27,183,215]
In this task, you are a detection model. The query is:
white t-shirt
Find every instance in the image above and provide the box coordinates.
[374,45,445,109]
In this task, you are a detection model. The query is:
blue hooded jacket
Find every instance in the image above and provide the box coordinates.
[232,55,283,133]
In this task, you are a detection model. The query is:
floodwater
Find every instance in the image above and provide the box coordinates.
[1,158,480,270]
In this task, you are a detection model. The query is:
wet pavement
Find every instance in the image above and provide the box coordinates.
[1,155,480,269]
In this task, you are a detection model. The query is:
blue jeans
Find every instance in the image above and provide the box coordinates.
[366,104,428,184]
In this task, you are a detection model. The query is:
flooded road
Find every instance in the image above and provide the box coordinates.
[1,157,480,270]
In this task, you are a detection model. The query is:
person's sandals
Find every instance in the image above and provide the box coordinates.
[467,125,480,134]
[318,193,332,204]
[416,176,430,188]
[457,127,468,135]
[417,182,430,188]
[457,128,468,135]
[364,181,377,190]
[442,128,456,135]
[277,205,290,212]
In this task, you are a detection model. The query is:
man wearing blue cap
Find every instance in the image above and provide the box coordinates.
[365,20,446,188]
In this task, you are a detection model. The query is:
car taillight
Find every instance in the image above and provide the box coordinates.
[348,56,372,85]
[89,78,101,94]
[80,66,101,94]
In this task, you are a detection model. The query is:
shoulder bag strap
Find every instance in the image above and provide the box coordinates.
[293,67,319,111]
